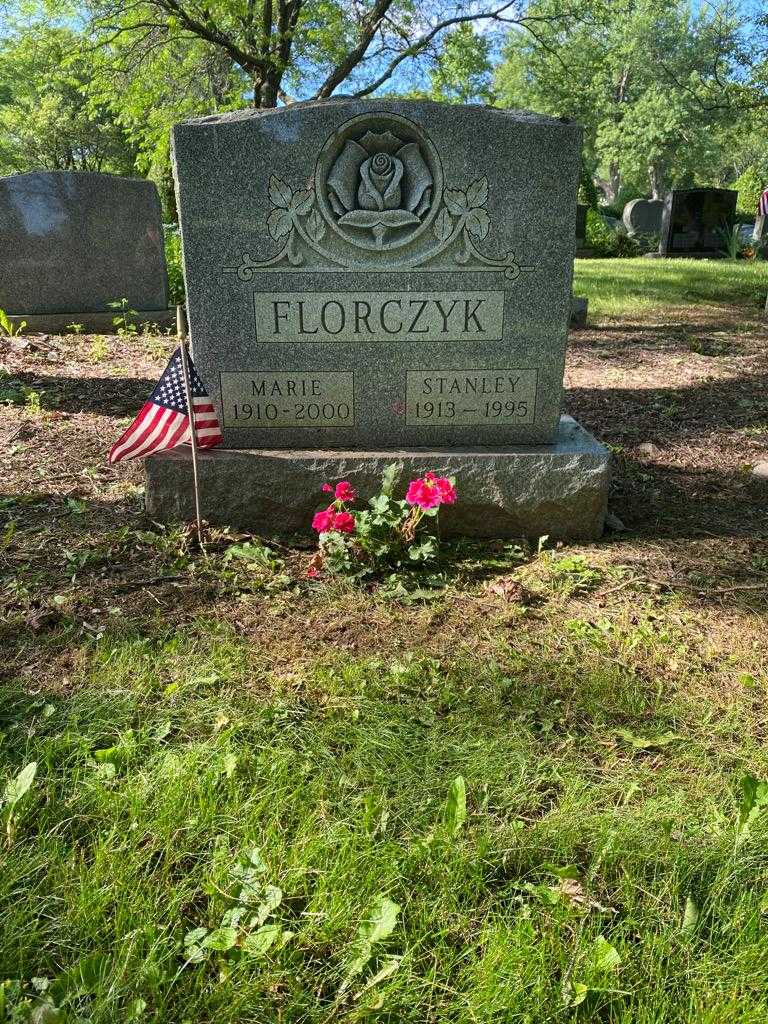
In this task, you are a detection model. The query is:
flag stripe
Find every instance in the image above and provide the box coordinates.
[118,408,179,462]
[163,419,191,452]
[132,410,186,460]
[109,404,167,462]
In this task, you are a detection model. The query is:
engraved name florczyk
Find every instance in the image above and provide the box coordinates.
[254,290,504,343]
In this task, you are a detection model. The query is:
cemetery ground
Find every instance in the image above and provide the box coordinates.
[1,258,768,1022]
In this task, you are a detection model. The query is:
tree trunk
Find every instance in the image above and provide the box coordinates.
[648,164,663,200]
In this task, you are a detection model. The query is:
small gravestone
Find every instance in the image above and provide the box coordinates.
[575,203,588,245]
[659,188,737,257]
[0,171,172,331]
[622,198,664,237]
[147,100,609,539]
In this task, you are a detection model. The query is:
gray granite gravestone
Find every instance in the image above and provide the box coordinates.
[147,99,609,539]
[622,198,663,237]
[0,171,172,332]
[575,203,588,246]
[659,188,737,257]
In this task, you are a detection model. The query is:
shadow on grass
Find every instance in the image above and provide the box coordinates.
[1,372,156,416]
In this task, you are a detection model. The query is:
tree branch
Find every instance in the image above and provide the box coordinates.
[314,0,397,99]
[332,1,521,100]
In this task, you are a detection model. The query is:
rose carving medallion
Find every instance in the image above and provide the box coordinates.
[224,112,534,281]
[320,116,441,250]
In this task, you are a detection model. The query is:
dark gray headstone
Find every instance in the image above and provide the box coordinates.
[575,203,588,244]
[172,99,581,449]
[659,188,737,257]
[622,198,664,237]
[0,171,168,314]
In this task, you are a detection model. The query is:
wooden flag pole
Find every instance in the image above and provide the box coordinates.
[178,338,204,541]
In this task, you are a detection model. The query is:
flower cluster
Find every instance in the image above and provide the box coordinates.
[405,472,457,510]
[308,467,458,581]
[312,480,357,535]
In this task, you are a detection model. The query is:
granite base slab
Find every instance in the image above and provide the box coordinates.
[145,416,610,541]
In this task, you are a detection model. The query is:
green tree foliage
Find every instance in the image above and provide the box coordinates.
[428,24,495,105]
[495,0,762,201]
[0,21,136,176]
[83,0,525,110]
[733,165,766,218]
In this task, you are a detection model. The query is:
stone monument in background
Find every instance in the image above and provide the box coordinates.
[659,187,737,257]
[147,100,609,539]
[622,198,664,238]
[0,171,173,332]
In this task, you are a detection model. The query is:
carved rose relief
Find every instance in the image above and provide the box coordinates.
[326,130,433,245]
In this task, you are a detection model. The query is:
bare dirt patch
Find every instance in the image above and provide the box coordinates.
[1,307,767,683]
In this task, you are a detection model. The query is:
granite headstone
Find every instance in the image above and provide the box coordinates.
[172,100,581,448]
[622,198,663,237]
[0,171,169,327]
[150,100,610,540]
[659,188,737,257]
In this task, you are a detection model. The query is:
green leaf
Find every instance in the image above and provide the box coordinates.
[737,774,768,842]
[242,923,282,955]
[202,927,238,951]
[93,744,124,766]
[269,175,293,209]
[569,981,589,1007]
[254,885,283,925]
[358,895,400,945]
[591,936,621,972]
[543,863,580,880]
[339,895,401,994]
[184,927,209,948]
[380,463,401,497]
[615,728,680,750]
[682,895,699,933]
[444,776,467,836]
[2,761,37,809]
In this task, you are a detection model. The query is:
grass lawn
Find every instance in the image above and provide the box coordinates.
[573,257,768,316]
[2,261,768,1022]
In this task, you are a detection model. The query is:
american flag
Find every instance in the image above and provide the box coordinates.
[759,188,768,218]
[108,347,223,464]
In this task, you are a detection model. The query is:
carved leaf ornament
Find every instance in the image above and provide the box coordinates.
[224,115,534,282]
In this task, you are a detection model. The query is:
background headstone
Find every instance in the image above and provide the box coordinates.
[575,203,588,245]
[172,99,582,449]
[622,197,664,237]
[0,171,169,322]
[659,187,737,257]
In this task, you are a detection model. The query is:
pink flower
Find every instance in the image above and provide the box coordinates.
[405,478,442,509]
[312,507,335,532]
[405,472,457,509]
[321,483,333,493]
[332,510,356,533]
[306,566,320,578]
[433,476,457,505]
[335,480,356,503]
